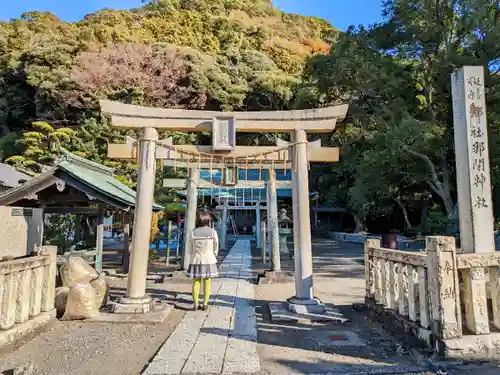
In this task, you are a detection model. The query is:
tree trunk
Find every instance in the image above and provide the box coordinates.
[405,149,454,216]
[419,198,430,232]
[354,214,365,233]
[447,202,460,236]
[395,198,413,230]
[440,156,454,217]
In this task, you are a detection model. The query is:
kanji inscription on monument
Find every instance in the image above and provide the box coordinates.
[452,66,494,253]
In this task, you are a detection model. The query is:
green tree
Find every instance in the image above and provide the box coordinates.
[6,121,73,172]
[302,0,500,233]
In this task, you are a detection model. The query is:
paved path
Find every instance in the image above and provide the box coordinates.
[143,240,259,375]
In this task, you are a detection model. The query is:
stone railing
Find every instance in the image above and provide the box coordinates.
[57,249,97,266]
[0,246,57,348]
[364,238,435,349]
[364,236,500,360]
[330,232,381,244]
[330,232,423,250]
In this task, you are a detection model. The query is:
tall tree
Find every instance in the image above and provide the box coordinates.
[302,0,500,232]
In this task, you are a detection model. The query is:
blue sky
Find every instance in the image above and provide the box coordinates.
[0,0,384,30]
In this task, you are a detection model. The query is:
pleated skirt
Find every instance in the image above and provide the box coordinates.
[186,263,219,279]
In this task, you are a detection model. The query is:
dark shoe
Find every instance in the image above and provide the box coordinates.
[193,304,199,311]
[201,305,208,311]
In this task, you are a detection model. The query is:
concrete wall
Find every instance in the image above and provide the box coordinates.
[0,206,44,259]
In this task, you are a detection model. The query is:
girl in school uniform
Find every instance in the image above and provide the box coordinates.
[186,210,220,311]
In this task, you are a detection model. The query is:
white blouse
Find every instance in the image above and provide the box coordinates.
[189,226,219,265]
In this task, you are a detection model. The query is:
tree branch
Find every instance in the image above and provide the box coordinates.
[426,180,441,196]
[395,197,413,230]
[405,148,442,191]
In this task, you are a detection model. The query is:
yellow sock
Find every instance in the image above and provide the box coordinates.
[192,278,201,306]
[203,278,211,307]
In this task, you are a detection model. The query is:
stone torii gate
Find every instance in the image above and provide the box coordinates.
[101,100,348,314]
[114,136,320,263]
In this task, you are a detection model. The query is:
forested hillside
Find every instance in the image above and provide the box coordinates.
[0,0,337,186]
[2,0,500,235]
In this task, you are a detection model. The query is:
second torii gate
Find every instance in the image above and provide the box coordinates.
[108,135,294,264]
[101,100,348,314]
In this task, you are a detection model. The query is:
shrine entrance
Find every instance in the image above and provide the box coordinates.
[101,100,348,315]
[173,168,292,238]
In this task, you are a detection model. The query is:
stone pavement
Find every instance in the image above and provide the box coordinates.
[143,239,259,375]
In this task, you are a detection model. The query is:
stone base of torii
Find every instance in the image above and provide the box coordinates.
[101,100,348,316]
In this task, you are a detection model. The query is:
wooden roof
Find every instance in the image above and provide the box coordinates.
[0,150,163,211]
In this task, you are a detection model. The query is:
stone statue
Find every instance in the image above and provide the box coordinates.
[277,208,292,256]
[215,212,223,230]
[278,208,291,222]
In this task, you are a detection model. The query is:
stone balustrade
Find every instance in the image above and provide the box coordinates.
[0,246,57,348]
[330,232,423,250]
[364,236,500,360]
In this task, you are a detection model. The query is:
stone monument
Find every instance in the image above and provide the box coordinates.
[278,208,292,257]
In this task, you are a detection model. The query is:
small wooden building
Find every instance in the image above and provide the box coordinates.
[0,149,162,271]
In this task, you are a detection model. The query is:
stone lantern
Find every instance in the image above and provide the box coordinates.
[278,208,293,257]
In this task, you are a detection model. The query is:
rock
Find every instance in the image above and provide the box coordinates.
[54,287,69,316]
[59,257,98,287]
[61,282,99,321]
[90,276,109,310]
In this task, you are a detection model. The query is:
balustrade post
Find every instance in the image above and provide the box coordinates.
[16,269,32,323]
[418,267,430,329]
[0,271,17,329]
[426,236,462,339]
[462,267,489,334]
[398,264,409,316]
[375,258,383,303]
[29,266,43,317]
[407,266,418,321]
[364,239,379,298]
[40,246,57,312]
[386,261,397,309]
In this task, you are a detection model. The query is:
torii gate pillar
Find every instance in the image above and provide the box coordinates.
[221,199,228,250]
[113,127,158,313]
[182,167,199,270]
[287,129,324,313]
